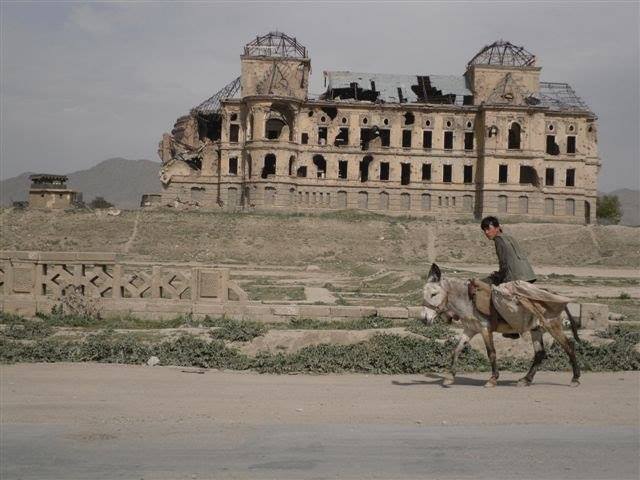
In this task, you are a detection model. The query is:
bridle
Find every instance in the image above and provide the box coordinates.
[423,286,449,317]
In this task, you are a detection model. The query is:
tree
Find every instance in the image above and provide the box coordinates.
[596,195,622,225]
[89,196,114,209]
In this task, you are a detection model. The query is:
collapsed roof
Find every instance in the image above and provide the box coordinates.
[322,71,473,106]
[192,77,241,115]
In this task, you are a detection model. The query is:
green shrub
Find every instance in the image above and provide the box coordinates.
[288,316,394,330]
[209,319,267,342]
[596,195,622,225]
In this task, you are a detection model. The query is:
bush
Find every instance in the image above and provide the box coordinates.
[596,195,622,224]
[209,319,267,342]
[89,196,114,209]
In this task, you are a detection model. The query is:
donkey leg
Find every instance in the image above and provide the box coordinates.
[443,329,475,386]
[480,327,499,387]
[518,327,546,386]
[547,319,581,386]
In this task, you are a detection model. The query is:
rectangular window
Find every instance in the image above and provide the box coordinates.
[464,132,474,150]
[380,129,391,147]
[444,131,453,150]
[338,160,348,179]
[463,165,473,183]
[566,168,575,187]
[423,130,433,148]
[380,162,390,181]
[301,133,309,144]
[545,168,555,186]
[567,136,576,154]
[422,163,431,181]
[402,130,412,148]
[228,157,238,175]
[318,127,328,145]
[401,163,411,185]
[546,135,559,155]
[229,124,239,143]
[499,165,508,184]
[443,164,452,183]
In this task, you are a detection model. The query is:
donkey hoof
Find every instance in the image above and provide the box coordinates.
[484,378,497,388]
[570,378,581,387]
[517,378,532,387]
[442,376,455,386]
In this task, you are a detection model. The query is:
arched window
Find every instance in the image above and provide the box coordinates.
[421,194,431,211]
[519,196,529,214]
[400,193,411,210]
[545,198,555,216]
[508,122,521,149]
[565,198,575,216]
[498,195,508,213]
[379,192,389,210]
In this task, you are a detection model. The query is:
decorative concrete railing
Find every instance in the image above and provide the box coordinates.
[0,251,608,328]
[0,251,248,319]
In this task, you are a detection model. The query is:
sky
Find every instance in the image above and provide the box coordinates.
[1,1,638,192]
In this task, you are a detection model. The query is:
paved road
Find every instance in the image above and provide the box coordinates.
[2,364,638,479]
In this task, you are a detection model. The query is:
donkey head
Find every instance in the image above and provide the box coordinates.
[421,263,447,325]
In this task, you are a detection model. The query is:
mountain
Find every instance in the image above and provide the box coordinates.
[1,158,161,209]
[608,188,640,227]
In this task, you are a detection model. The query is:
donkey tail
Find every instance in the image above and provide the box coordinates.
[564,305,581,343]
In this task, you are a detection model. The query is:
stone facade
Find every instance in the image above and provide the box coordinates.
[154,33,599,223]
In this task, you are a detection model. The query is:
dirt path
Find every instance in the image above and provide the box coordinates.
[2,364,638,479]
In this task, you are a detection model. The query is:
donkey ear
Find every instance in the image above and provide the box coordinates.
[426,263,441,283]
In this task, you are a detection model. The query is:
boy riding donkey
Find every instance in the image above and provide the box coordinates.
[472,216,536,339]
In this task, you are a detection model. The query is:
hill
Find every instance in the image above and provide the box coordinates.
[0,158,161,209]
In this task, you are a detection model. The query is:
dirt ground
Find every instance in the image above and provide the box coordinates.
[2,208,639,269]
[2,364,638,479]
[3,363,637,427]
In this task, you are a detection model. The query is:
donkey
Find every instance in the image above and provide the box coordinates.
[420,263,581,388]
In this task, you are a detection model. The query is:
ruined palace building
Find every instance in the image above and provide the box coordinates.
[153,32,599,223]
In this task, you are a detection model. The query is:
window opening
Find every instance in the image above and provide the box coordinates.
[380,162,390,181]
[567,136,576,154]
[402,130,412,148]
[422,163,431,181]
[262,154,276,178]
[301,133,309,144]
[566,168,575,187]
[519,166,539,186]
[444,131,453,150]
[229,124,239,143]
[463,165,473,183]
[338,160,348,179]
[423,130,432,148]
[546,135,560,155]
[508,123,521,149]
[296,166,307,177]
[228,157,238,175]
[313,155,327,178]
[499,165,508,183]
[545,168,555,186]
[360,156,373,182]
[334,127,349,146]
[318,127,328,145]
[401,163,411,185]
[464,132,474,150]
[265,118,286,140]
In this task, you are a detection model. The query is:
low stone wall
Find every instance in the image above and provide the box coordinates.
[0,251,608,328]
